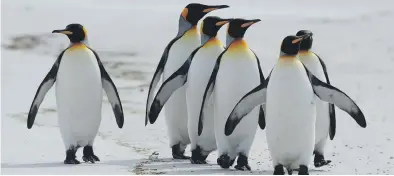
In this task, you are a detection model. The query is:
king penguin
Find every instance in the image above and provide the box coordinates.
[27,23,124,164]
[146,16,232,164]
[296,30,335,167]
[224,34,367,175]
[198,18,265,170]
[145,3,229,159]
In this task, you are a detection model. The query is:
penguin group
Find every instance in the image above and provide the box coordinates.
[25,2,367,175]
[145,3,367,175]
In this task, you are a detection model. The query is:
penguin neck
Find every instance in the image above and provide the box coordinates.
[68,39,89,47]
[226,33,236,47]
[298,50,312,56]
[227,38,249,53]
[201,33,212,45]
[176,16,194,37]
[202,36,223,48]
[279,51,297,60]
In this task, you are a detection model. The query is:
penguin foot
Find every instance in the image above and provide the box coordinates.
[64,158,81,164]
[64,147,80,164]
[234,153,251,171]
[191,159,207,164]
[83,146,100,163]
[287,168,293,175]
[172,143,190,159]
[298,165,309,175]
[314,152,331,167]
[217,154,233,169]
[82,155,100,163]
[273,164,285,175]
[190,146,208,164]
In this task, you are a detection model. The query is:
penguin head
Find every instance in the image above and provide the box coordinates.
[296,30,314,51]
[181,3,229,26]
[227,18,261,39]
[200,16,232,37]
[52,23,87,43]
[280,34,312,56]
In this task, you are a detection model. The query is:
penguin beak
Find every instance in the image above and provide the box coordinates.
[52,29,73,35]
[241,19,261,28]
[292,34,311,44]
[202,5,230,13]
[215,18,233,26]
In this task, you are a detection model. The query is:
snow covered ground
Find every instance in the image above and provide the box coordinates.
[1,0,394,174]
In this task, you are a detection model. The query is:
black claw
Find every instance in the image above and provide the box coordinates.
[190,159,207,164]
[64,158,80,164]
[273,164,285,175]
[83,146,100,163]
[172,143,190,159]
[64,146,80,164]
[287,168,293,175]
[234,153,251,171]
[217,154,232,169]
[314,151,331,167]
[298,165,309,175]
[190,146,209,164]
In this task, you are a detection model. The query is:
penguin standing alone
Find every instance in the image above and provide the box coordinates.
[296,30,335,167]
[27,24,124,164]
[145,3,229,159]
[147,16,232,164]
[225,34,367,175]
[198,18,265,170]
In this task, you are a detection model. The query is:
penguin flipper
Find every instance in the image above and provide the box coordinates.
[198,49,226,136]
[27,51,65,129]
[251,50,266,130]
[148,46,202,124]
[304,66,367,128]
[145,36,182,126]
[313,52,337,140]
[225,84,267,136]
[90,49,124,128]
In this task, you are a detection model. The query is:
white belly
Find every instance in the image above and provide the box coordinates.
[56,49,103,148]
[298,52,330,144]
[265,59,316,168]
[186,45,223,152]
[214,51,260,157]
[162,33,201,146]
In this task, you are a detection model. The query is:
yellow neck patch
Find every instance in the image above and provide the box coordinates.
[68,43,88,51]
[279,55,297,61]
[203,37,222,48]
[183,26,199,39]
[227,39,249,53]
[298,50,313,56]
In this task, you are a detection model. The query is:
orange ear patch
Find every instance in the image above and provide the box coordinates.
[181,8,188,19]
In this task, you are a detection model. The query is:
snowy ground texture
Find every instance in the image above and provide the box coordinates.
[1,0,394,174]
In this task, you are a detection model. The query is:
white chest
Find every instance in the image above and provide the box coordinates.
[298,52,326,82]
[164,33,201,78]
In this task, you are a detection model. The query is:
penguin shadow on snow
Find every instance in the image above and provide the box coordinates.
[1,159,145,169]
[138,157,272,175]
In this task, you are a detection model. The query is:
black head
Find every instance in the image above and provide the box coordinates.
[181,3,229,26]
[227,18,261,38]
[52,23,87,43]
[280,34,311,56]
[201,16,232,37]
[296,30,314,51]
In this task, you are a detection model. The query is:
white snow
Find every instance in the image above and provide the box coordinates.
[1,0,394,174]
